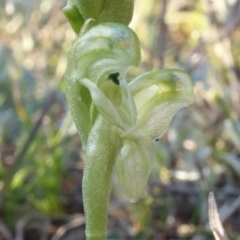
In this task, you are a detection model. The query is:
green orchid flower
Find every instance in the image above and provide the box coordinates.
[64,20,194,239]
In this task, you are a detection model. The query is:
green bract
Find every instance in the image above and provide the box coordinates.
[63,5,194,239]
[63,0,84,35]
[63,0,134,35]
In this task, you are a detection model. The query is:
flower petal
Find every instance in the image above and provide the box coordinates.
[74,23,141,85]
[129,69,194,140]
[116,137,156,202]
[79,78,129,130]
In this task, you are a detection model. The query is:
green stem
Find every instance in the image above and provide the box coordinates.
[83,115,122,240]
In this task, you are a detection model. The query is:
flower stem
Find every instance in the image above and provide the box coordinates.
[83,115,122,239]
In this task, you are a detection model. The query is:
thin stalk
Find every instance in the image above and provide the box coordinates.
[83,115,122,240]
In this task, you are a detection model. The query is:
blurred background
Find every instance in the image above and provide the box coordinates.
[0,0,240,239]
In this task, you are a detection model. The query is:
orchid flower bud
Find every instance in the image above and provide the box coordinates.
[97,0,134,25]
[63,0,134,35]
[75,0,134,25]
[63,0,84,35]
[75,0,105,21]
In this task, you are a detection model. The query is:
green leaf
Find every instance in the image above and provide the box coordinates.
[130,69,194,140]
[11,168,31,189]
[116,136,157,202]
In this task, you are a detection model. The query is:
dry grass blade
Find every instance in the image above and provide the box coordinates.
[0,220,12,240]
[208,192,229,240]
[51,217,85,240]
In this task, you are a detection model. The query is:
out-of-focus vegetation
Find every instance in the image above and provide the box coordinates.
[0,0,240,239]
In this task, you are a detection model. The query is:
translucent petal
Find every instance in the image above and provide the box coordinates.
[129,69,194,140]
[117,79,137,127]
[79,78,129,130]
[116,137,156,202]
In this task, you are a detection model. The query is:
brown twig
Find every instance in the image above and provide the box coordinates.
[0,220,12,240]
[51,217,85,240]
[15,214,50,240]
[208,192,229,240]
[157,0,168,69]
